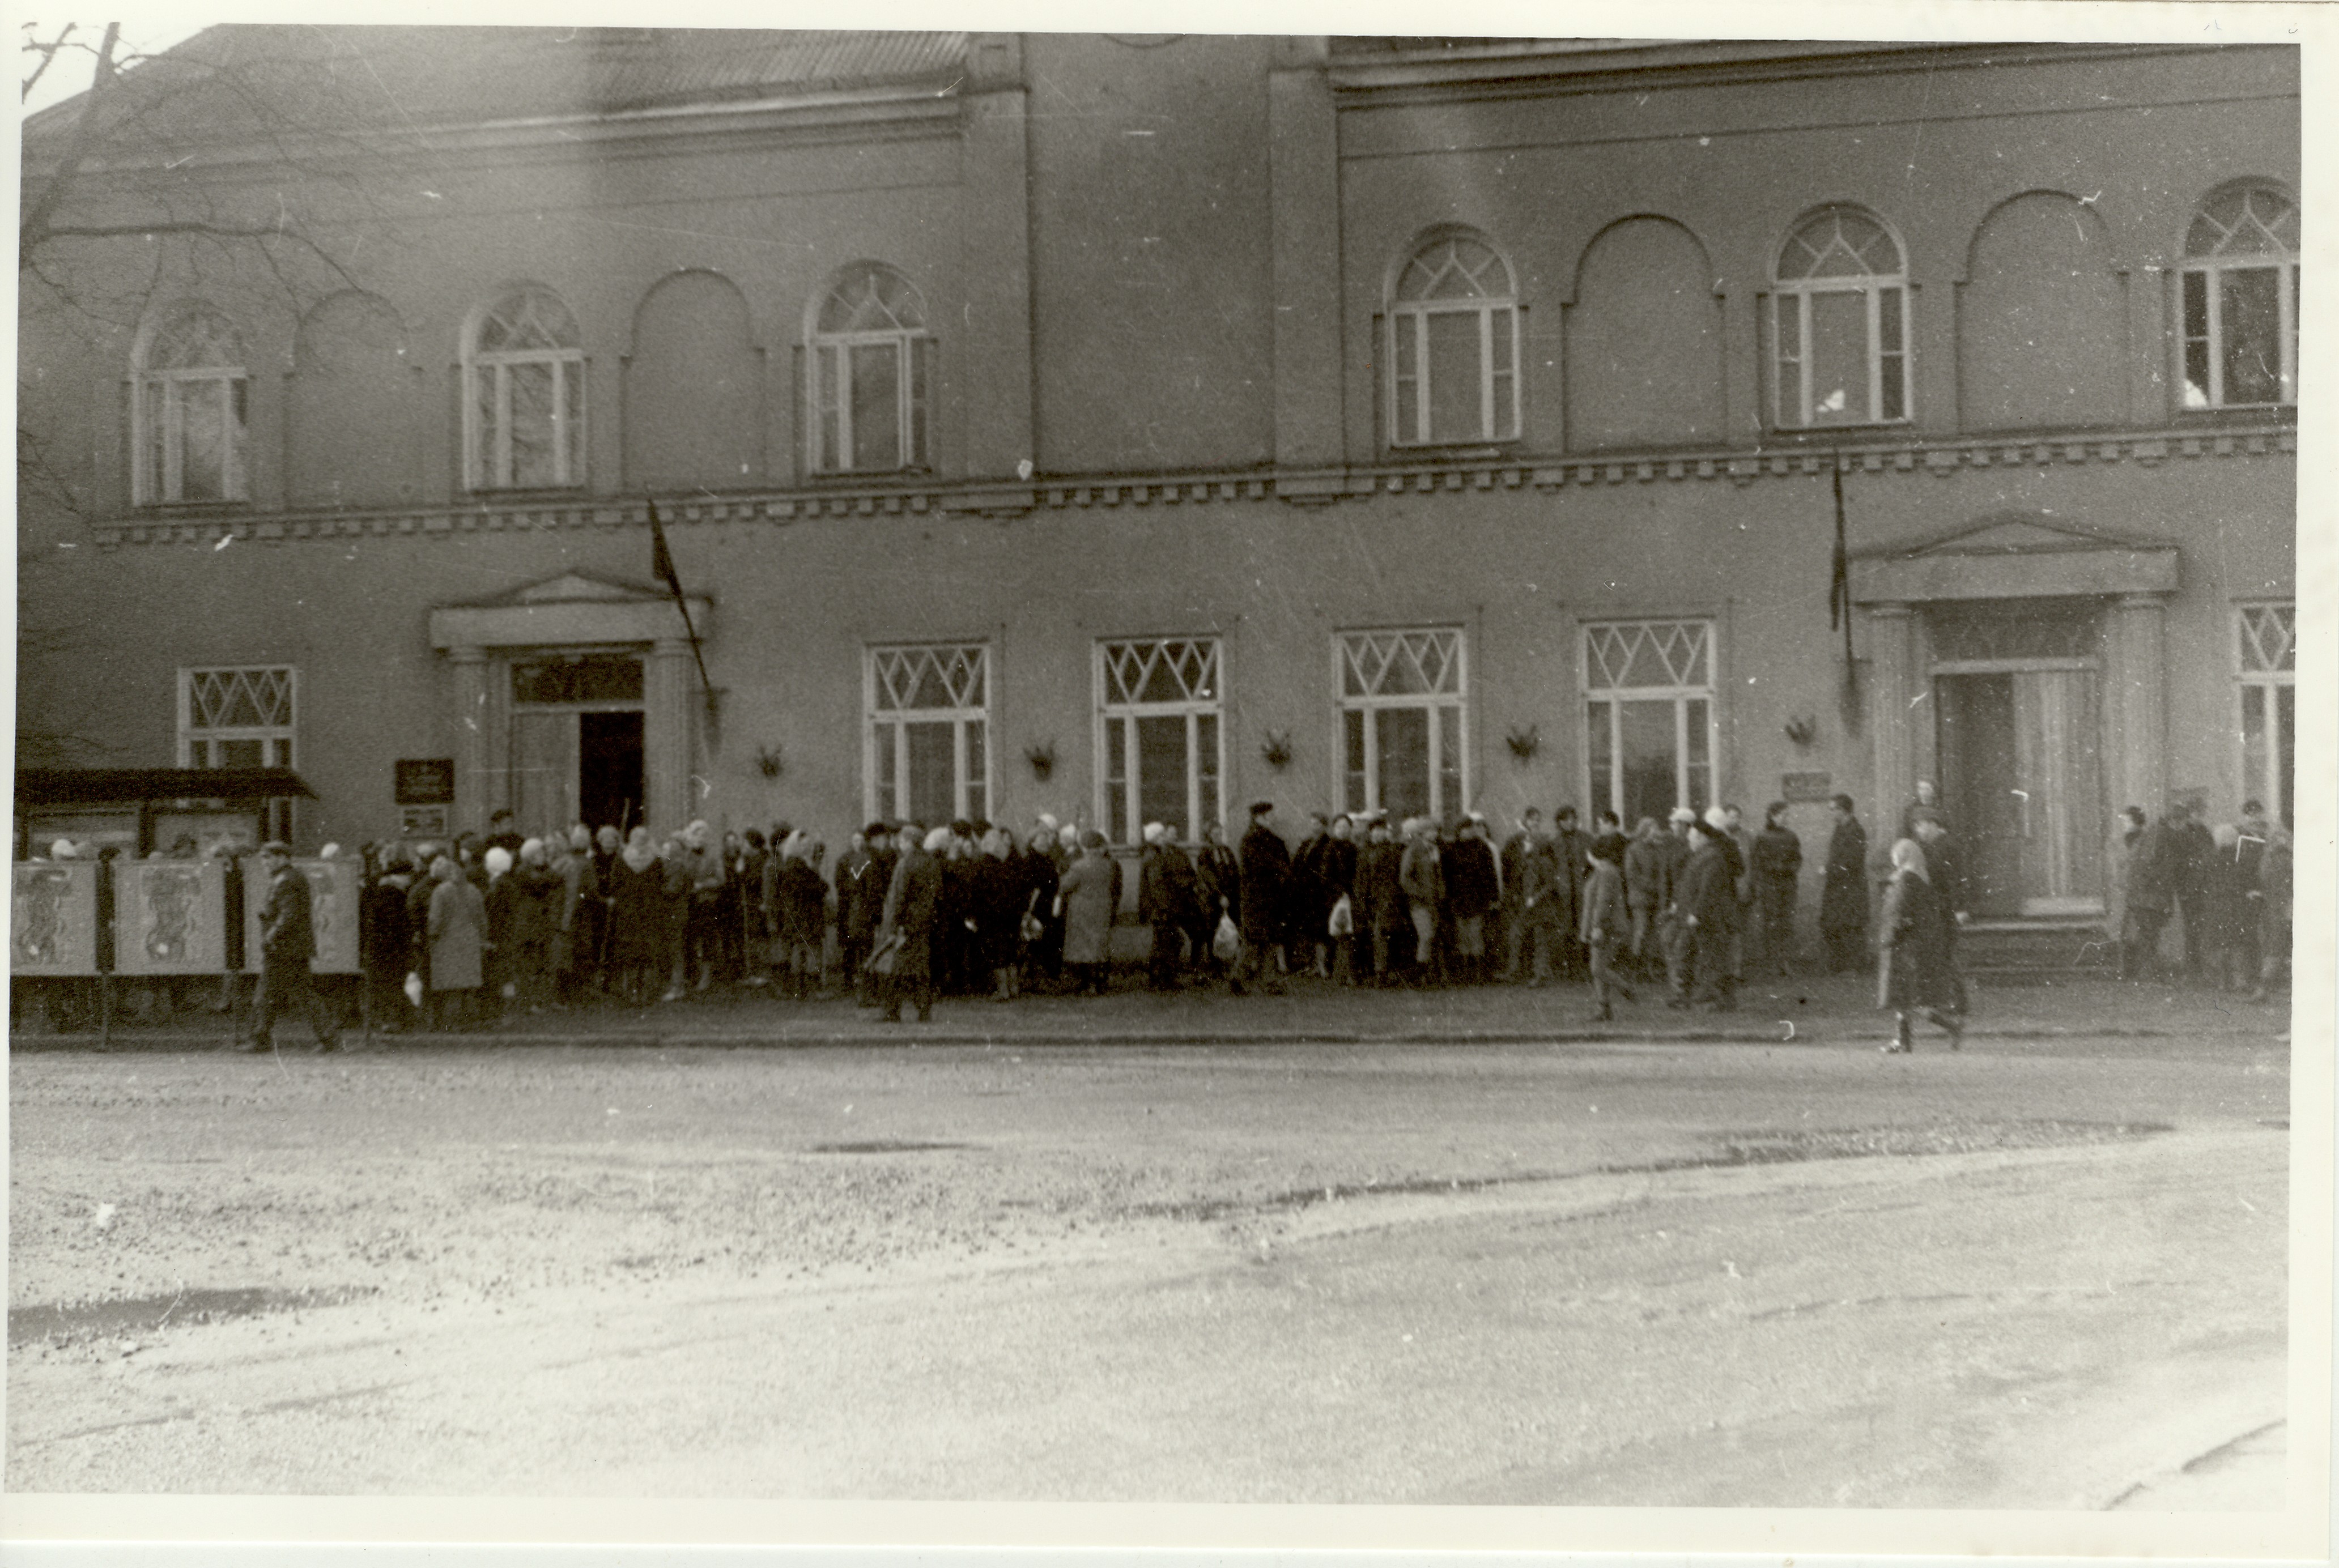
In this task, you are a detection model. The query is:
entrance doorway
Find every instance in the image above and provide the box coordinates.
[1935,668,2104,917]
[508,654,647,839]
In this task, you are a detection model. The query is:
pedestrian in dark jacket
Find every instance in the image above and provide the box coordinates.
[1290,815,1334,977]
[1819,795,1869,974]
[1549,807,1589,978]
[1623,818,1670,975]
[602,828,663,1004]
[1397,817,1447,985]
[1878,838,1962,1052]
[360,851,417,1033]
[1446,817,1500,984]
[776,834,831,998]
[1750,802,1804,977]
[1498,808,1545,981]
[1319,816,1361,982]
[1353,818,1405,983]
[1231,802,1291,995]
[833,826,884,998]
[1021,827,1063,991]
[1581,834,1635,1020]
[876,825,944,1022]
[1137,823,1200,990]
[241,842,339,1053]
[1674,820,1737,1011]
[2171,806,2217,982]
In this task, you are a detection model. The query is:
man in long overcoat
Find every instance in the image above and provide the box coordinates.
[1231,801,1291,995]
[241,842,339,1053]
[1819,794,1870,973]
[877,824,943,1022]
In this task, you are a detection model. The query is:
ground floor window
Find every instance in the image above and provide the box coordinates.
[1339,628,1467,822]
[2239,602,2294,828]
[1583,620,1716,826]
[868,643,989,828]
[179,666,296,840]
[1098,638,1223,843]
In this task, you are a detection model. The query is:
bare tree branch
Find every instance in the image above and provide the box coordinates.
[19,21,119,269]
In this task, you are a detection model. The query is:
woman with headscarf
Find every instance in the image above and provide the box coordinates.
[603,827,665,1005]
[425,855,486,1031]
[482,845,521,1020]
[971,825,1028,1000]
[1877,837,1962,1053]
[777,832,831,999]
[1057,830,1118,995]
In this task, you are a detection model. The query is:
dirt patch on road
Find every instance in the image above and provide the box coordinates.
[9,1284,377,1349]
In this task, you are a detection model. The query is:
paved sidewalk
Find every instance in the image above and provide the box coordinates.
[14,969,2291,1051]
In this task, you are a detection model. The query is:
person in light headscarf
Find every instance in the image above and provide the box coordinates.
[874,824,944,1022]
[603,826,664,1006]
[1877,837,1962,1053]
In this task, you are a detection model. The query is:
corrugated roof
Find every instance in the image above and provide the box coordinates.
[25,26,968,154]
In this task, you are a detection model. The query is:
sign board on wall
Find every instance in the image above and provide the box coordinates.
[399,806,449,838]
[113,859,230,975]
[1781,772,1834,804]
[11,862,100,975]
[240,858,362,974]
[396,759,456,805]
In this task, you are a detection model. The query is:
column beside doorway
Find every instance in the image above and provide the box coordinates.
[2114,592,2170,811]
[646,640,696,832]
[1863,602,1917,824]
[448,646,490,834]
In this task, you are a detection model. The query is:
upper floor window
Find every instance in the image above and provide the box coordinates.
[465,283,585,489]
[2183,185,2298,408]
[1388,232,1521,447]
[134,304,248,504]
[180,666,295,770]
[1770,207,1910,428]
[809,263,931,474]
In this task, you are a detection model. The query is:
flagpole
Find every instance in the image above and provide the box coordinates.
[647,498,716,715]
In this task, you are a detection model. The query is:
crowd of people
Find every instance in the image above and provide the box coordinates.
[23,782,2292,1048]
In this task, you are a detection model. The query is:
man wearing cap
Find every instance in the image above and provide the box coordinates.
[1231,801,1290,995]
[240,842,339,1053]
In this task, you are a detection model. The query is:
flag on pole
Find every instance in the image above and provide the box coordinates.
[649,498,683,602]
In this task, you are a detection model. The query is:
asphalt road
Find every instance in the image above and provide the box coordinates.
[8,1031,2290,1504]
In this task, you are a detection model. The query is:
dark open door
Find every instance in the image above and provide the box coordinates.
[1936,674,2024,917]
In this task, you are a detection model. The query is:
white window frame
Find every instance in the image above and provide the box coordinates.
[2238,602,2294,828]
[131,308,249,505]
[808,264,931,474]
[2181,186,2299,410]
[865,643,990,827]
[178,666,297,771]
[1337,628,1469,822]
[1095,638,1226,845]
[1387,235,1522,448]
[1768,207,1912,429]
[463,284,586,491]
[1581,620,1719,823]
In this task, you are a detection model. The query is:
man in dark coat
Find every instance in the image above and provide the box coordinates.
[1353,817,1405,983]
[1445,816,1501,984]
[240,842,339,1053]
[1549,806,1589,978]
[1497,807,1545,981]
[1750,802,1804,977]
[832,825,883,999]
[1231,801,1291,995]
[877,824,943,1022]
[1675,819,1738,1010]
[1819,794,1870,973]
[1138,823,1200,990]
[2123,803,2183,980]
[2170,802,2217,981]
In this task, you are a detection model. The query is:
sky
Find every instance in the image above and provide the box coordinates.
[19,16,205,119]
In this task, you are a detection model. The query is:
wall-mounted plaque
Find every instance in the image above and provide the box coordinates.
[395,759,456,806]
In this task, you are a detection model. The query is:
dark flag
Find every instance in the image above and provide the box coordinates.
[645,498,715,715]
[1828,459,1852,654]
[649,498,684,602]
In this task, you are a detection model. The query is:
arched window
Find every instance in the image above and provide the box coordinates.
[134,303,248,504]
[1388,232,1520,447]
[2181,184,2297,408]
[807,263,930,474]
[1770,207,1910,428]
[465,283,585,489]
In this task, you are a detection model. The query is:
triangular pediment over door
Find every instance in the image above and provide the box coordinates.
[1849,510,2179,604]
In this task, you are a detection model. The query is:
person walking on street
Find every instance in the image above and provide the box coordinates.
[1231,801,1291,995]
[1581,832,1635,1021]
[1750,802,1803,977]
[240,842,340,1053]
[1819,794,1869,974]
[1878,837,1963,1053]
[875,824,943,1022]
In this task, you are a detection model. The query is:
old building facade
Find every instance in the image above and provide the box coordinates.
[16,31,2298,931]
